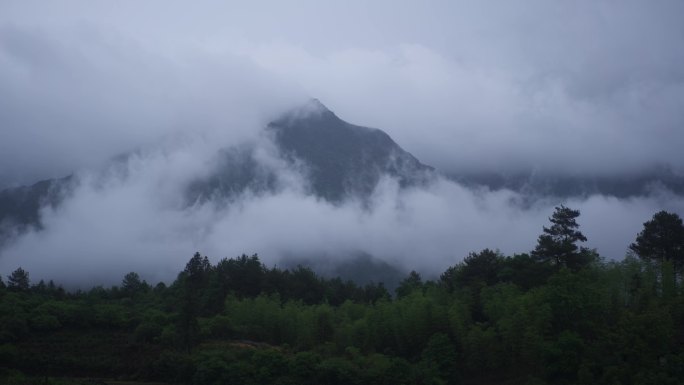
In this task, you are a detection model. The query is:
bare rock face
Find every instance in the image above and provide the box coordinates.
[266,99,434,202]
[0,99,435,241]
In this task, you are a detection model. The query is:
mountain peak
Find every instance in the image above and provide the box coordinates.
[267,99,434,201]
[272,98,341,127]
[306,98,327,111]
[0,99,435,242]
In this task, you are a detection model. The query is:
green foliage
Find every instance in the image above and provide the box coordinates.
[396,271,423,298]
[630,211,684,291]
[498,253,554,289]
[421,333,459,384]
[532,205,592,271]
[0,343,18,366]
[152,350,195,383]
[630,211,684,265]
[458,248,505,287]
[121,271,148,297]
[176,252,213,351]
[133,322,160,344]
[203,314,233,339]
[2,210,684,384]
[216,254,265,298]
[29,312,61,332]
[7,268,30,292]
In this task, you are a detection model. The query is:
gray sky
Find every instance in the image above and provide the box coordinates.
[2,0,684,183]
[1,0,683,284]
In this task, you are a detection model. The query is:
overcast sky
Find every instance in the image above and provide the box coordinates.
[2,0,684,183]
[1,1,683,285]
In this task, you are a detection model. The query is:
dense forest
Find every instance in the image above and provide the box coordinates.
[1,207,684,385]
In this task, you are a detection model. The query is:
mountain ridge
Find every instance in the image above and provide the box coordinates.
[266,99,434,202]
[449,165,684,199]
[0,99,436,241]
[1,99,683,244]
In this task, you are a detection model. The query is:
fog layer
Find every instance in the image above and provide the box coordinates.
[2,132,682,285]
[1,1,683,285]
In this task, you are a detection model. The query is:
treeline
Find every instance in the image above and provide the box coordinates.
[1,207,684,384]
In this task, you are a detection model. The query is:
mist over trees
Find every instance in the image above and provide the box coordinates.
[2,208,684,384]
[3,1,684,286]
[1,3,683,384]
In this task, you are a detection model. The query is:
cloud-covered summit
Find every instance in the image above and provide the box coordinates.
[2,1,684,186]
[1,1,683,286]
[0,99,434,240]
[267,99,434,202]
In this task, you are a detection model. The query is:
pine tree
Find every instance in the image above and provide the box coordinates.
[630,211,684,267]
[7,267,30,291]
[121,272,144,297]
[177,252,212,351]
[630,210,684,285]
[532,205,592,270]
[396,271,423,298]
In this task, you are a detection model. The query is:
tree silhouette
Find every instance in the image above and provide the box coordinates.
[531,205,591,270]
[177,252,212,351]
[7,267,30,291]
[396,271,423,298]
[459,249,504,287]
[121,272,144,297]
[630,211,684,265]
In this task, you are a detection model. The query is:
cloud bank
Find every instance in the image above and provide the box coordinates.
[2,141,682,286]
[3,1,684,180]
[1,1,683,285]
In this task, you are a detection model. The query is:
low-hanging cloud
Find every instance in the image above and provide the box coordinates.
[246,40,684,177]
[1,1,683,286]
[0,22,302,187]
[1,139,683,287]
[2,1,684,180]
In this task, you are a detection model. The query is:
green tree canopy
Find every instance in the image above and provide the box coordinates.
[396,270,423,298]
[531,205,590,270]
[215,254,265,297]
[177,252,215,351]
[183,252,212,291]
[459,249,504,287]
[121,272,145,297]
[629,210,684,268]
[7,267,30,291]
